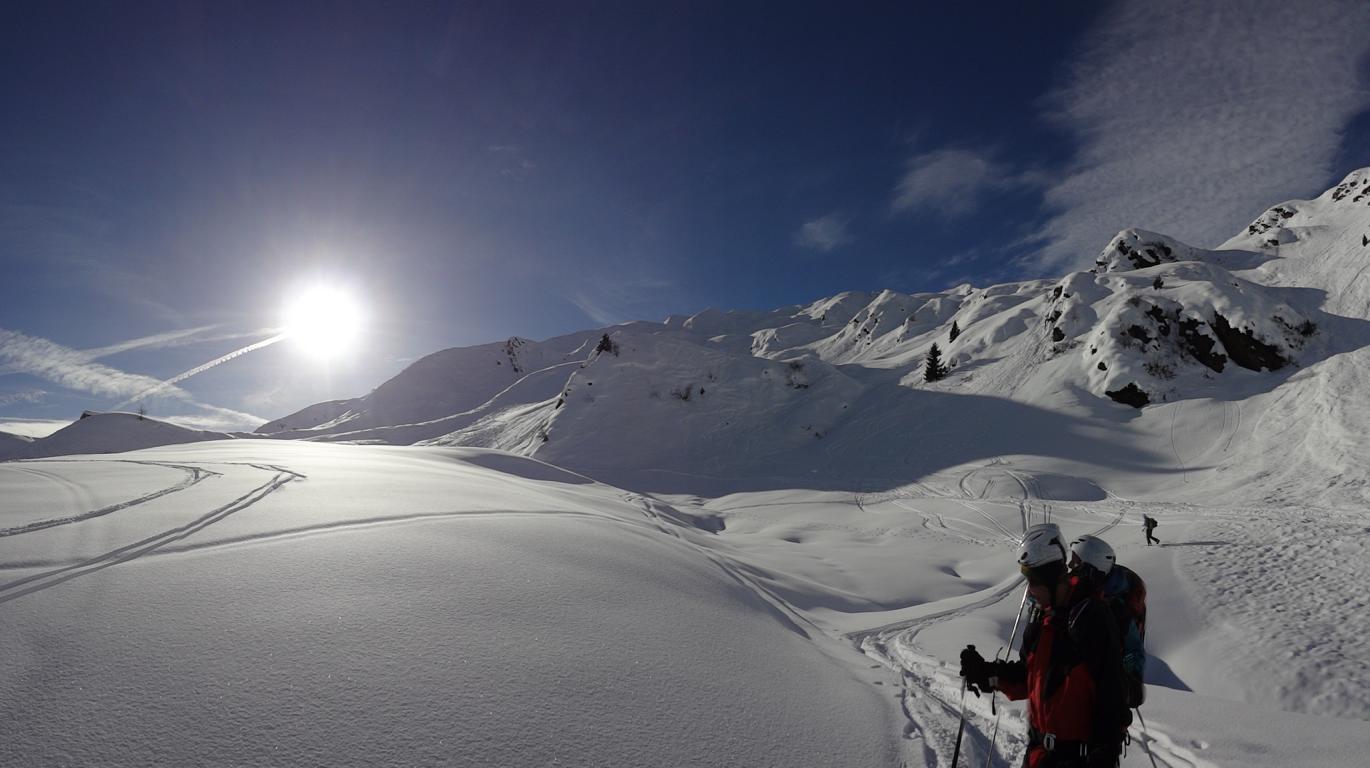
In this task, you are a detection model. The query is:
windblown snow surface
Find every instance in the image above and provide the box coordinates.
[8,170,1370,766]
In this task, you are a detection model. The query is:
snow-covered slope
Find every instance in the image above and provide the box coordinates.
[5,440,1370,766]
[1,412,232,460]
[253,330,609,439]
[0,442,896,767]
[0,430,33,456]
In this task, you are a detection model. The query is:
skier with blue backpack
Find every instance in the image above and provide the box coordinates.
[960,526,1130,767]
[1080,536,1148,708]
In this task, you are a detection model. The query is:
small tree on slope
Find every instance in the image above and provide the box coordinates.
[924,343,948,382]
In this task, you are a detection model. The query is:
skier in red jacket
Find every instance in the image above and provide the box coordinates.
[960,524,1128,767]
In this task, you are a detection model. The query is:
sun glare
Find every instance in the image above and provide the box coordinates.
[283,285,363,359]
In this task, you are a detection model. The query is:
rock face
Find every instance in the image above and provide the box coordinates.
[1105,382,1151,408]
[1095,229,1198,272]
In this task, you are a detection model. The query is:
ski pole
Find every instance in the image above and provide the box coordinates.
[1135,708,1160,768]
[983,586,1030,768]
[951,677,969,767]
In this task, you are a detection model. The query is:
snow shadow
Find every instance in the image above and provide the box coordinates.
[1145,655,1193,693]
[585,385,1182,496]
[458,452,595,484]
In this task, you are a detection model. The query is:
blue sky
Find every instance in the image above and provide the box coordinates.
[3,1,1369,433]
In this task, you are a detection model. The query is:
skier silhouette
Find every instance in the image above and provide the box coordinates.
[1143,515,1160,546]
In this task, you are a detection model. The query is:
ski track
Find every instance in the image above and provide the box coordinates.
[843,484,1159,768]
[0,508,641,571]
[0,459,219,536]
[624,492,818,639]
[662,465,1151,768]
[0,461,302,604]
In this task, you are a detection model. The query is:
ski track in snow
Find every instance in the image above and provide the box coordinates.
[0,459,219,536]
[835,473,1224,768]
[624,492,819,639]
[0,461,303,604]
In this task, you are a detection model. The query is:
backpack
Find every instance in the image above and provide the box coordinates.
[1101,564,1147,707]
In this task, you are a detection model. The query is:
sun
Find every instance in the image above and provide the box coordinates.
[282,285,363,359]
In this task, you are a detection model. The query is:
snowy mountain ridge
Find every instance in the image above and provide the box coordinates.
[245,168,1370,503]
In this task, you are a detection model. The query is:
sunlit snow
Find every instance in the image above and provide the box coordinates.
[6,169,1370,766]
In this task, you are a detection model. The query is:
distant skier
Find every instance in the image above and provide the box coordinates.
[960,525,1128,767]
[1143,515,1159,546]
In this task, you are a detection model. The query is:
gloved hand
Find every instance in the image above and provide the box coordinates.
[959,644,991,695]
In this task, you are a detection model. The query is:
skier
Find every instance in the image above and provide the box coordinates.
[1143,515,1159,546]
[960,525,1128,767]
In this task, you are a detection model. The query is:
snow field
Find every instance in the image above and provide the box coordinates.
[0,442,898,767]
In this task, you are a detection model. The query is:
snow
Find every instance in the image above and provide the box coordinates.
[0,429,33,454]
[1,442,897,767]
[7,168,1370,765]
[1,412,232,461]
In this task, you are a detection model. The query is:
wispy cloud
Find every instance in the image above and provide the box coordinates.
[488,145,537,180]
[0,328,266,428]
[0,328,186,400]
[793,213,853,252]
[892,148,1041,218]
[162,410,262,433]
[1026,0,1370,272]
[80,325,236,360]
[0,389,47,406]
[0,418,69,438]
[569,276,675,327]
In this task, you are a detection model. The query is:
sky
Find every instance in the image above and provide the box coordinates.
[2,0,1369,434]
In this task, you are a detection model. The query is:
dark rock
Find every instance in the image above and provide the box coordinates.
[1051,327,1065,342]
[1210,313,1287,371]
[1177,318,1227,372]
[1106,383,1150,408]
[1144,305,1171,336]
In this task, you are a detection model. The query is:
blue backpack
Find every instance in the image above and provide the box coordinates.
[1101,564,1147,707]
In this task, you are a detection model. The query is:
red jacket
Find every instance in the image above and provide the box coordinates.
[992,582,1126,765]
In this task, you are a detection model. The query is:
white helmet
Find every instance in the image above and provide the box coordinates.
[1017,523,1067,567]
[1069,535,1115,575]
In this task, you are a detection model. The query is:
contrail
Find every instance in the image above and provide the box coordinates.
[114,333,287,410]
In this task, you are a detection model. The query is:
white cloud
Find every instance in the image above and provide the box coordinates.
[569,292,621,326]
[891,148,1039,217]
[163,410,263,433]
[569,276,675,327]
[0,328,266,428]
[0,418,68,438]
[0,328,186,400]
[793,214,853,252]
[488,145,537,180]
[0,325,259,377]
[1027,0,1370,272]
[0,389,47,406]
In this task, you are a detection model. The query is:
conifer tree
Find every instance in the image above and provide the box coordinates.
[924,343,948,382]
[948,321,960,342]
